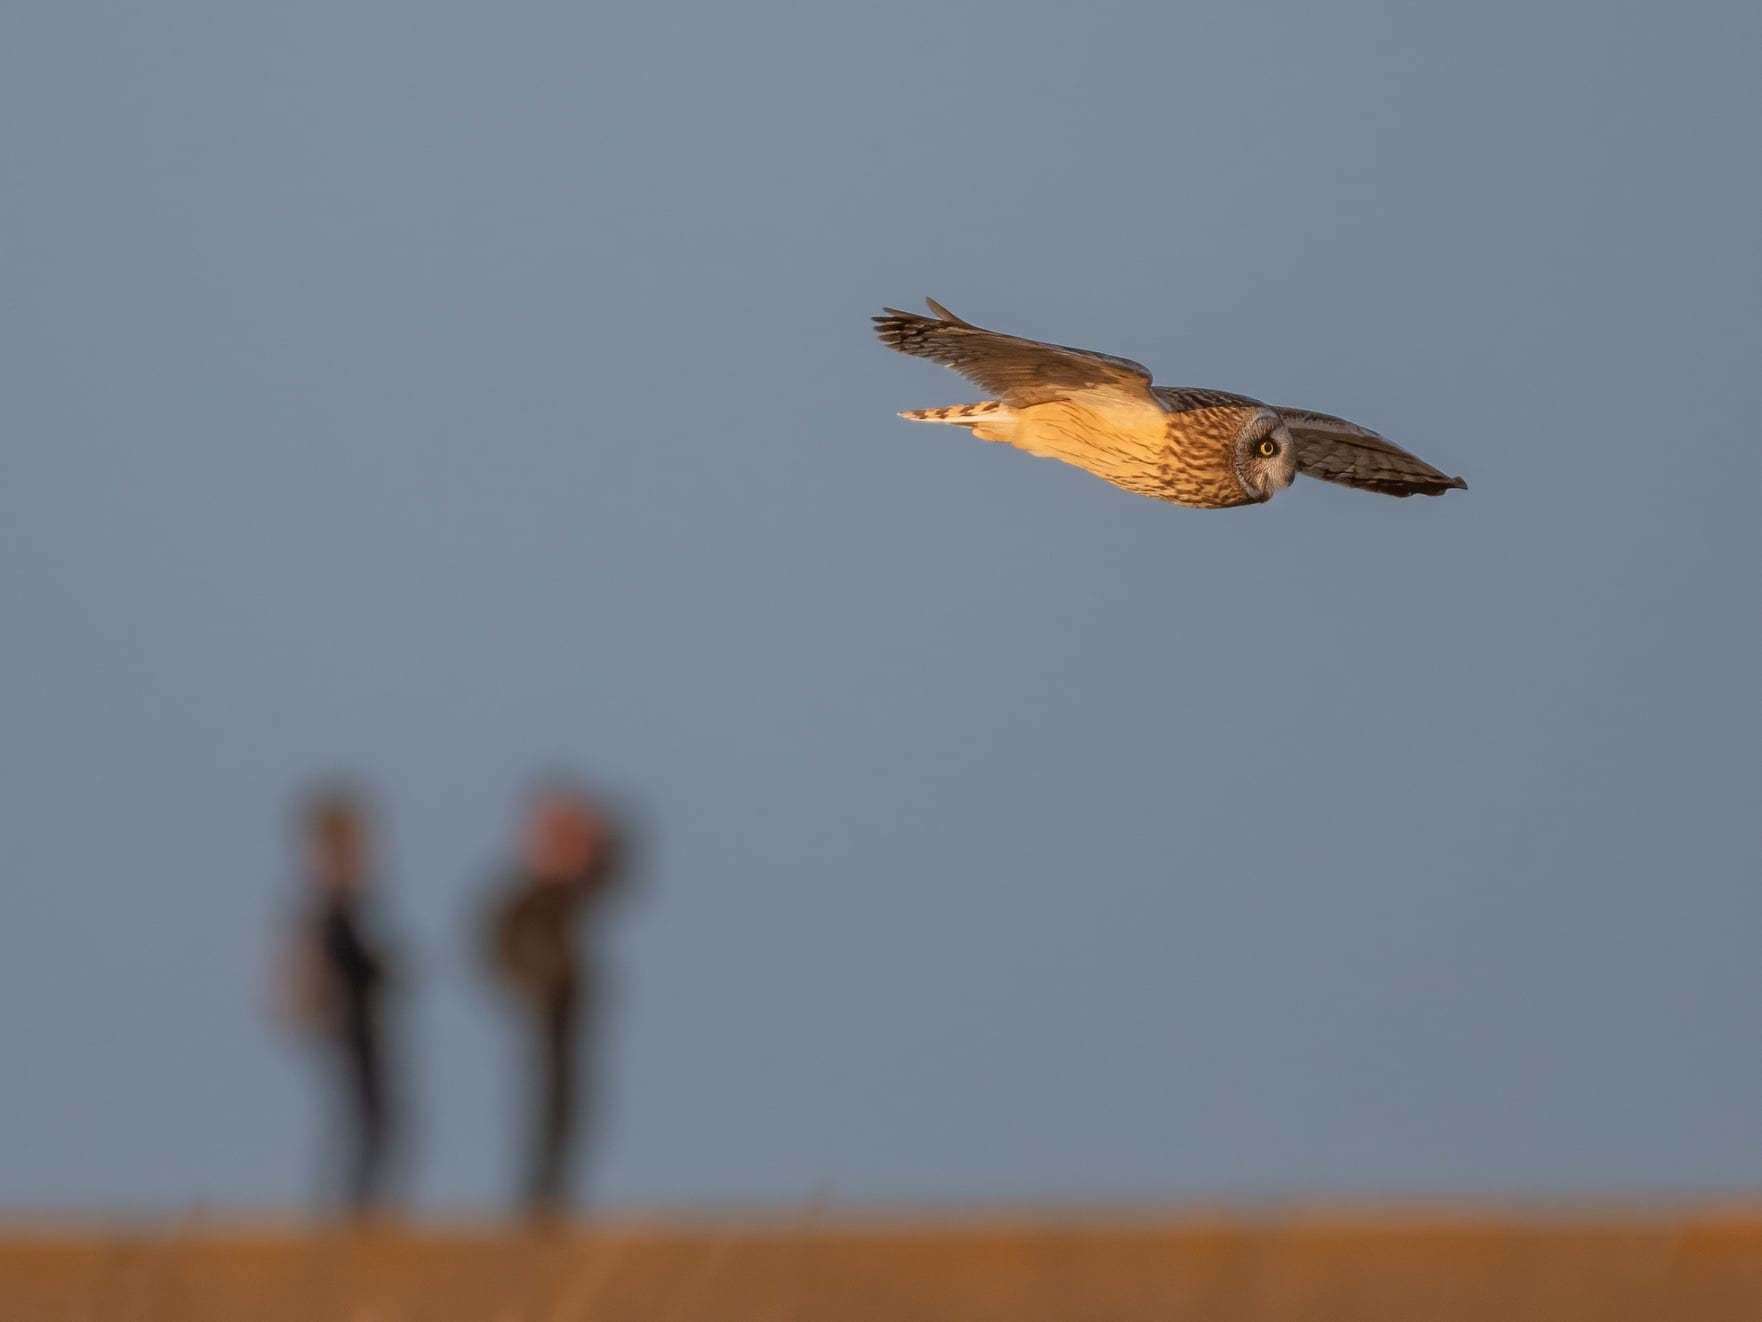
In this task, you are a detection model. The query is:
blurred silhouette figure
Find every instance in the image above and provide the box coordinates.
[274,782,400,1217]
[479,777,627,1220]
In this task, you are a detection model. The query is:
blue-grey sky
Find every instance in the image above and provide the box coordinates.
[3,1,1758,1213]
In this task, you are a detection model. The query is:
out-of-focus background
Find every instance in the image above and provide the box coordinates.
[3,0,1759,1228]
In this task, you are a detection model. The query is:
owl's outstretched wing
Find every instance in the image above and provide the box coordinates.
[873,299,1155,405]
[1278,407,1467,498]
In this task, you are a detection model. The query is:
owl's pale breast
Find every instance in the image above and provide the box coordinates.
[1012,388,1173,497]
[1011,395,1258,508]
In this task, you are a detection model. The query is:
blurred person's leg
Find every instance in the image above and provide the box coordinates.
[344,1015,391,1215]
[525,987,578,1218]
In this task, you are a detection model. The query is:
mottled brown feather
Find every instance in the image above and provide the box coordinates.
[1151,386,1263,414]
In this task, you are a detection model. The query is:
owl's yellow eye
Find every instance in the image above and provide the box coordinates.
[1257,438,1278,458]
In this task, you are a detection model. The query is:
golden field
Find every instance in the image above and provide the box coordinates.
[6,1207,1762,1321]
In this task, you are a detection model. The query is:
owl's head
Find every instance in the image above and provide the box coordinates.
[1234,411,1298,503]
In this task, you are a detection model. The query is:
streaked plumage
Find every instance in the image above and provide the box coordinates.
[873,299,1467,509]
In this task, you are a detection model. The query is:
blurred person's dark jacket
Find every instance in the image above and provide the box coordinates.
[317,893,388,1031]
[485,874,593,1001]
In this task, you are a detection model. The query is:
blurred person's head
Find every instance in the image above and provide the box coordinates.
[299,782,374,895]
[519,775,606,885]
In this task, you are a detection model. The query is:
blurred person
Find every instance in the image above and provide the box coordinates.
[274,782,402,1217]
[479,777,627,1220]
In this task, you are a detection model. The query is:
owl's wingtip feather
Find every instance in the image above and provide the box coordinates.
[873,308,923,353]
[923,297,974,326]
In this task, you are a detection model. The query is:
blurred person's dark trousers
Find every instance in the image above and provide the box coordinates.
[338,1013,391,1213]
[525,984,580,1217]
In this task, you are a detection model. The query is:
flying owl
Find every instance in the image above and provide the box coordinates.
[873,299,1466,508]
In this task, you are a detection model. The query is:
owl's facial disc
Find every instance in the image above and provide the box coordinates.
[1235,414,1299,503]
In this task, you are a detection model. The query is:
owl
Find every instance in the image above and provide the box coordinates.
[874,299,1466,508]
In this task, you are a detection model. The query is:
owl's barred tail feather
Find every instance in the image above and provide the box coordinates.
[897,401,1011,426]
